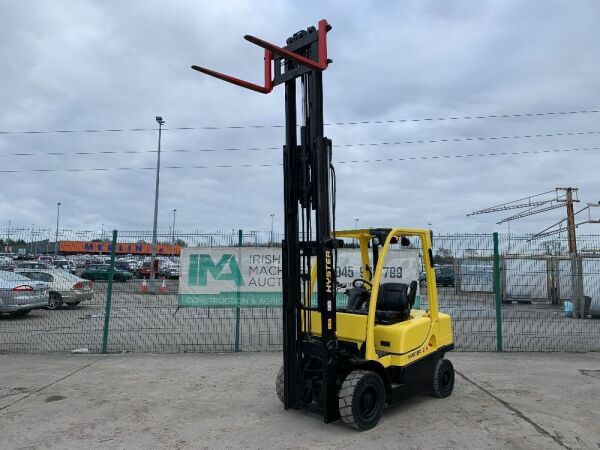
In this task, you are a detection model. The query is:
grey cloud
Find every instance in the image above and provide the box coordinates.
[1,0,599,237]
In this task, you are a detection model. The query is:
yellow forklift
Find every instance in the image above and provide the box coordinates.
[282,227,455,429]
[192,20,454,430]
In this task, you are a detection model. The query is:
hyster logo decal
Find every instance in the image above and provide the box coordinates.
[188,254,243,286]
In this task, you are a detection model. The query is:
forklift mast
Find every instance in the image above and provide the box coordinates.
[191,20,338,421]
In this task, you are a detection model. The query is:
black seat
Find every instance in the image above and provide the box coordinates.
[375,281,417,324]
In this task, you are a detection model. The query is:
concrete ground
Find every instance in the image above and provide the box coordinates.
[0,352,599,449]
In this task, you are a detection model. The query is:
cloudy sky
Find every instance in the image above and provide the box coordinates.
[2,0,600,238]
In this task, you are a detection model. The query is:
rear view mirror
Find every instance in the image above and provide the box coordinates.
[400,236,410,247]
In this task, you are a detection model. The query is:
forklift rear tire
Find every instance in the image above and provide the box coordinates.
[432,358,454,398]
[338,370,385,431]
[276,365,284,404]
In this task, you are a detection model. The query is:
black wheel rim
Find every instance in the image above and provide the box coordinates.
[359,387,378,418]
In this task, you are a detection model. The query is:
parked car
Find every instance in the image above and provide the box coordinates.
[53,258,77,274]
[162,264,180,279]
[17,261,50,270]
[419,266,455,288]
[0,263,16,272]
[0,256,13,266]
[80,264,132,282]
[89,256,110,265]
[115,257,141,272]
[115,261,134,273]
[16,268,93,309]
[72,257,88,268]
[0,270,49,317]
[38,255,54,265]
[158,260,180,278]
[135,260,160,279]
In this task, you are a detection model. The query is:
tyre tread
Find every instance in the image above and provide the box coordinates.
[432,357,454,398]
[338,369,372,430]
[276,365,284,403]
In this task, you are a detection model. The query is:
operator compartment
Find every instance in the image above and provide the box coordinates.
[304,228,453,356]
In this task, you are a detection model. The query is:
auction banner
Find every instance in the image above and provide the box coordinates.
[178,247,420,308]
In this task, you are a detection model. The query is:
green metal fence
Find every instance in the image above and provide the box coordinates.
[0,229,598,353]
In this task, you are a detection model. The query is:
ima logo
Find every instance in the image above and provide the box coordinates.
[188,254,243,286]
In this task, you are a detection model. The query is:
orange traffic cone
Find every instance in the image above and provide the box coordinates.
[140,278,149,293]
[159,278,168,293]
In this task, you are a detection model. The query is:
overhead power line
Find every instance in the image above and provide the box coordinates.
[0,145,597,174]
[3,129,600,158]
[0,109,599,135]
[531,204,590,239]
[468,190,557,216]
[496,201,565,224]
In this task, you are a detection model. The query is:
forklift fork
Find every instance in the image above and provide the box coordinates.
[191,19,330,94]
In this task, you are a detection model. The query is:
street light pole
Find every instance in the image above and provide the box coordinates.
[172,208,177,258]
[150,116,165,292]
[30,223,35,255]
[55,202,61,255]
[270,213,274,245]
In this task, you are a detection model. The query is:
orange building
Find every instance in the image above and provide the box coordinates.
[58,240,181,256]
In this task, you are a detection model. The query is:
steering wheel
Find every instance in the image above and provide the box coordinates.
[352,278,373,289]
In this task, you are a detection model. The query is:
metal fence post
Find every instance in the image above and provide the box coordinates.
[493,232,503,352]
[576,254,585,318]
[101,230,118,354]
[234,229,243,352]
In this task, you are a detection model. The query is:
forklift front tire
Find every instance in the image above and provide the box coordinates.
[432,358,455,398]
[276,365,284,404]
[338,370,385,431]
